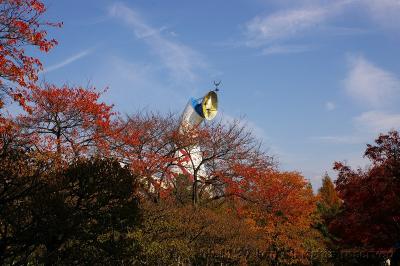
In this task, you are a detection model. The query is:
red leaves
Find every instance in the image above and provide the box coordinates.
[365,130,400,165]
[30,0,45,13]
[13,20,30,34]
[217,160,316,232]
[223,166,318,263]
[331,131,400,248]
[18,84,116,161]
[0,0,60,109]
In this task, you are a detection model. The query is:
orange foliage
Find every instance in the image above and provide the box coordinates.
[17,84,115,161]
[228,167,318,264]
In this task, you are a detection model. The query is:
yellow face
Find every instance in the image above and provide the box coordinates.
[202,91,218,120]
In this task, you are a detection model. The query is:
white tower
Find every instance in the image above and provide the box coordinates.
[170,90,218,203]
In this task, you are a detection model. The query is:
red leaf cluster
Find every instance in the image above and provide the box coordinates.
[331,131,400,248]
[0,0,61,111]
[17,84,115,161]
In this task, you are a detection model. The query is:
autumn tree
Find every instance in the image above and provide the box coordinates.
[318,174,341,218]
[129,167,327,265]
[0,0,60,110]
[113,114,273,205]
[110,113,179,202]
[311,173,342,266]
[316,174,341,243]
[18,84,115,162]
[0,114,30,155]
[130,200,261,265]
[331,130,400,249]
[1,79,140,264]
[230,168,326,264]
[190,118,273,205]
[1,81,331,265]
[114,113,327,264]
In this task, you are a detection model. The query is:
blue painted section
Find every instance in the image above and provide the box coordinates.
[191,98,204,118]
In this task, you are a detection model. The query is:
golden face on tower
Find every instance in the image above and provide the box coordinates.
[201,91,218,120]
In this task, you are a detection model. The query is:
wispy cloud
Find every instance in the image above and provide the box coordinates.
[241,0,400,56]
[242,1,356,55]
[311,56,400,144]
[261,44,313,55]
[93,56,189,113]
[41,48,94,74]
[245,6,329,47]
[354,111,400,134]
[313,111,400,144]
[241,0,400,54]
[344,55,400,108]
[362,0,400,30]
[109,3,206,82]
[314,55,400,144]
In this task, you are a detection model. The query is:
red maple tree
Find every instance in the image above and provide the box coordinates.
[18,84,115,161]
[331,131,400,248]
[0,0,60,103]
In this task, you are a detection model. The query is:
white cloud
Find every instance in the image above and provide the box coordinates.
[242,0,400,53]
[41,48,93,74]
[363,0,400,29]
[94,56,188,113]
[245,6,328,46]
[261,44,312,55]
[344,55,400,108]
[312,111,400,144]
[325,101,336,111]
[354,111,400,134]
[109,3,206,82]
[244,1,355,47]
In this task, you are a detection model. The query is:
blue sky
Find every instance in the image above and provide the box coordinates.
[38,0,400,189]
